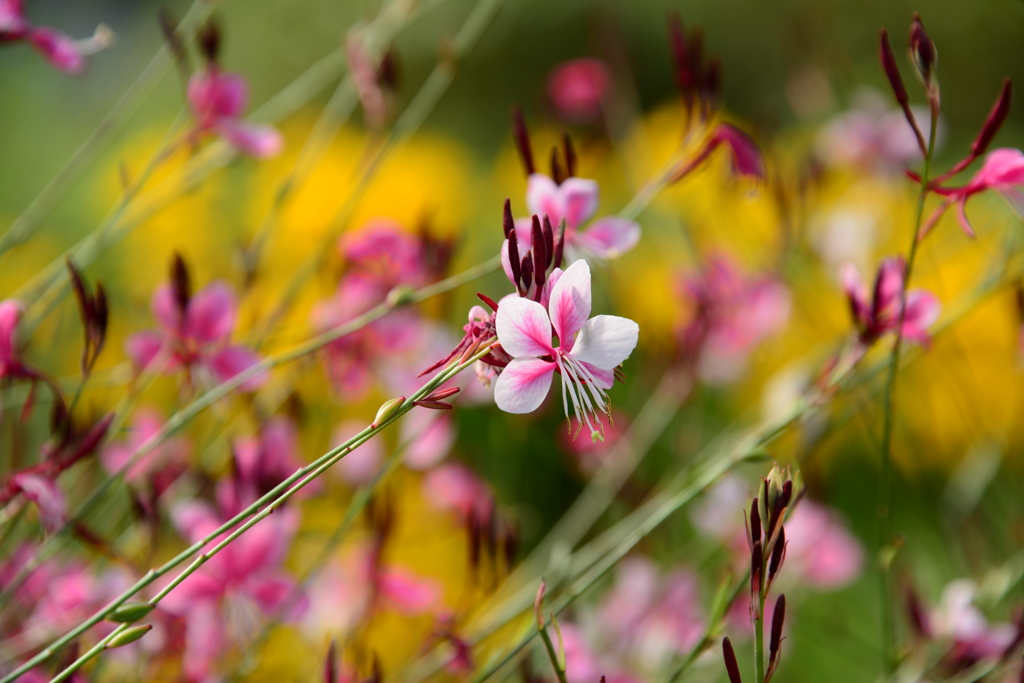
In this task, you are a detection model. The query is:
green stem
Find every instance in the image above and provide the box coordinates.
[14,344,495,683]
[538,625,569,683]
[878,108,938,674]
[754,590,767,682]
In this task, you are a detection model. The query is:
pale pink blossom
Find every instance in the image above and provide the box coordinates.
[229,417,305,500]
[678,256,790,384]
[494,260,638,438]
[920,148,1024,239]
[126,280,266,391]
[506,176,640,265]
[9,473,65,533]
[0,299,24,378]
[313,274,425,400]
[0,0,110,74]
[842,257,940,347]
[929,580,1018,666]
[558,621,642,683]
[164,500,305,682]
[423,463,491,521]
[400,408,455,471]
[101,409,190,485]
[332,420,385,485]
[187,66,283,158]
[546,58,611,124]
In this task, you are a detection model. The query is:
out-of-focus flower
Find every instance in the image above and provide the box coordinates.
[494,260,639,438]
[677,255,790,384]
[187,66,282,158]
[126,269,266,391]
[546,58,611,125]
[0,0,111,74]
[920,148,1024,239]
[422,463,491,521]
[164,500,305,682]
[598,557,706,666]
[0,299,24,379]
[340,219,448,289]
[561,409,628,475]
[101,409,190,486]
[842,257,940,347]
[332,420,385,486]
[400,408,455,471]
[816,89,942,173]
[229,417,304,500]
[929,579,1018,669]
[26,561,129,635]
[8,473,64,533]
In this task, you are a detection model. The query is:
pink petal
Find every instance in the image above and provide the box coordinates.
[901,289,941,345]
[873,257,905,322]
[569,315,638,370]
[124,331,180,373]
[246,574,303,617]
[0,1,27,34]
[580,362,614,390]
[378,566,440,614]
[572,217,640,259]
[185,282,236,345]
[493,357,555,414]
[28,27,85,74]
[840,264,869,325]
[401,410,455,470]
[207,346,267,391]
[0,300,23,367]
[956,197,977,238]
[188,69,248,121]
[547,259,592,350]
[527,174,564,226]
[559,178,600,229]
[12,474,65,533]
[495,296,554,357]
[172,501,221,543]
[216,119,284,158]
[183,601,225,683]
[422,464,489,518]
[150,285,182,334]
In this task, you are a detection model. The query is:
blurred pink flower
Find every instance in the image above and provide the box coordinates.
[561,409,628,474]
[672,124,767,183]
[842,257,940,347]
[332,420,385,485]
[0,0,109,74]
[165,500,305,682]
[423,463,491,521]
[508,175,640,262]
[340,220,432,288]
[930,580,1017,667]
[678,255,790,384]
[187,67,283,158]
[126,280,267,391]
[101,409,190,485]
[783,501,864,589]
[228,416,306,502]
[546,58,611,124]
[0,299,24,378]
[9,473,65,533]
[920,148,1024,239]
[401,408,455,471]
[558,621,642,683]
[494,260,638,438]
[313,274,426,400]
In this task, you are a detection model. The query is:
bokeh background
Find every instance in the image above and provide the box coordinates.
[3,1,1024,682]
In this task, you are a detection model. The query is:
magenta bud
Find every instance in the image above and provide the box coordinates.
[324,640,338,683]
[879,29,909,106]
[972,78,1013,156]
[908,13,937,86]
[477,293,499,312]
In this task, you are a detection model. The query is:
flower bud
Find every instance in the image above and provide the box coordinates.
[972,78,1012,157]
[551,613,566,671]
[878,29,908,106]
[534,580,546,631]
[386,285,416,307]
[511,105,535,176]
[502,198,515,239]
[371,396,405,428]
[908,13,937,87]
[106,624,152,649]
[722,637,743,683]
[107,602,155,624]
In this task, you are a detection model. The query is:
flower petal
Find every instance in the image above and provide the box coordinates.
[570,315,639,370]
[28,27,85,74]
[495,296,554,357]
[573,217,641,259]
[125,331,178,373]
[901,289,941,345]
[12,474,65,533]
[526,174,562,225]
[207,346,267,391]
[493,357,555,414]
[216,119,284,158]
[559,177,600,228]
[186,282,237,345]
[378,566,440,614]
[547,259,592,350]
[151,285,182,334]
[956,197,977,238]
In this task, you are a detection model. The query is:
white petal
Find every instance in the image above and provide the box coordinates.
[494,357,556,413]
[495,296,554,358]
[570,315,639,369]
[547,259,592,350]
[573,217,641,259]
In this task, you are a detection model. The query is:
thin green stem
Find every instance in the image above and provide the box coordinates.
[754,590,767,682]
[15,344,495,683]
[538,625,569,683]
[878,108,939,675]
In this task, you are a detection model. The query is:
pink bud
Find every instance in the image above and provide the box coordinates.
[546,58,611,124]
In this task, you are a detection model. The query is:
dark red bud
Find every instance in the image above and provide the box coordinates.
[508,230,521,288]
[171,252,191,314]
[377,50,399,91]
[531,215,546,288]
[750,498,762,548]
[520,254,533,292]
[477,293,499,312]
[550,147,564,185]
[879,29,908,106]
[324,640,337,683]
[552,219,566,269]
[512,106,535,176]
[198,19,220,64]
[562,132,577,179]
[542,216,555,270]
[769,594,786,664]
[751,540,764,597]
[972,78,1013,156]
[722,637,743,683]
[424,387,461,402]
[502,198,515,238]
[768,527,786,580]
[412,400,454,411]
[908,13,937,86]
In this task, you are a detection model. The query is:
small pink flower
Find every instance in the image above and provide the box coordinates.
[187,66,283,158]
[165,500,305,681]
[921,148,1024,239]
[506,176,640,266]
[401,408,455,471]
[126,280,266,391]
[930,580,1018,668]
[423,463,491,521]
[230,416,304,499]
[546,58,611,124]
[678,256,790,384]
[842,257,940,347]
[376,565,441,614]
[783,501,864,589]
[0,0,109,74]
[494,260,639,437]
[101,409,190,485]
[313,274,425,400]
[341,220,431,288]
